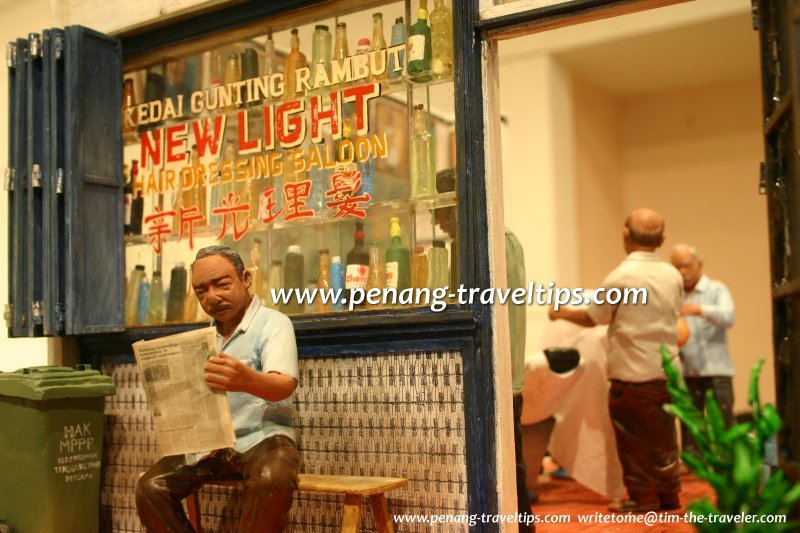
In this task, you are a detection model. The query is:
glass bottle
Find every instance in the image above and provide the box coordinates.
[191,144,207,226]
[307,138,327,213]
[283,245,305,315]
[266,260,284,310]
[369,13,388,82]
[125,264,146,326]
[215,139,237,207]
[123,79,136,135]
[316,249,333,313]
[249,238,264,301]
[385,217,410,292]
[345,221,370,308]
[333,22,350,89]
[223,52,241,111]
[407,2,432,82]
[367,242,386,308]
[284,29,308,101]
[148,270,164,325]
[427,240,449,290]
[410,104,436,198]
[166,262,188,322]
[310,25,332,90]
[264,31,277,78]
[130,160,144,235]
[430,0,453,78]
[137,275,150,325]
[330,255,345,311]
[123,164,133,235]
[241,47,259,105]
[339,119,374,202]
[388,17,406,79]
[355,37,370,83]
[356,37,370,56]
[181,146,197,214]
[411,245,428,289]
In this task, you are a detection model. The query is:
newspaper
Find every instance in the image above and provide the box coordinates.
[132,326,236,456]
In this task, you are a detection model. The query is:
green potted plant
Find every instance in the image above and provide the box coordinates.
[661,347,800,532]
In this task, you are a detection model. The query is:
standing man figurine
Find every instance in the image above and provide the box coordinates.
[549,208,685,513]
[136,245,300,532]
[670,244,735,455]
[435,168,534,530]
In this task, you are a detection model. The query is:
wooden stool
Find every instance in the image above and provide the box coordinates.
[185,473,408,533]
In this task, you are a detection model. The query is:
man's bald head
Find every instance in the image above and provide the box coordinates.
[623,208,665,251]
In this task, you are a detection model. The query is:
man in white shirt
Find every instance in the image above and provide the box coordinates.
[136,245,300,532]
[550,208,685,513]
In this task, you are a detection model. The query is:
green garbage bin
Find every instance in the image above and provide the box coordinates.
[0,365,116,533]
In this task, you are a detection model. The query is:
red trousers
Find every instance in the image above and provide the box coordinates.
[609,380,681,503]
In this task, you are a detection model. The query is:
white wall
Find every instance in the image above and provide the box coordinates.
[621,77,774,406]
[0,0,57,371]
[500,52,581,355]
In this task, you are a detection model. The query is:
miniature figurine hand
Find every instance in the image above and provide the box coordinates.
[204,353,253,393]
[680,302,702,317]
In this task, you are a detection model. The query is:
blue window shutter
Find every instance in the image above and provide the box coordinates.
[7,38,29,337]
[26,32,46,336]
[64,26,123,334]
[44,28,66,335]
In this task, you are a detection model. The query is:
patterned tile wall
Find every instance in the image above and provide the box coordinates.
[100,351,468,532]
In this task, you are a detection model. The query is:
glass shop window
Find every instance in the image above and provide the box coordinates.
[122,0,458,326]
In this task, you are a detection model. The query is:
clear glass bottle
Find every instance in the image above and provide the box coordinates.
[369,13,388,82]
[284,28,308,100]
[223,52,240,111]
[316,249,333,313]
[385,217,410,292]
[283,245,305,315]
[125,264,145,326]
[427,240,449,291]
[264,31,277,77]
[330,255,345,311]
[367,242,386,308]
[410,104,436,198]
[310,25,332,90]
[430,0,453,78]
[388,17,406,79]
[407,2,432,82]
[148,270,164,325]
[411,245,428,289]
[333,22,350,88]
[266,260,284,310]
[249,238,264,301]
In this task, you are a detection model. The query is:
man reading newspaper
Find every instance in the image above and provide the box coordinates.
[136,245,300,532]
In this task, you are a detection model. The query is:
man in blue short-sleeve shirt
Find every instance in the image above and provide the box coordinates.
[136,245,300,533]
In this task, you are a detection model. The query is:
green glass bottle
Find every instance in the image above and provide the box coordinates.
[385,217,411,293]
[407,2,432,82]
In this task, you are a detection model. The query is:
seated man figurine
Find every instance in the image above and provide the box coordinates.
[136,245,300,532]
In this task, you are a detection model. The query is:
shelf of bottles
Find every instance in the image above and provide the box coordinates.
[122,0,458,326]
